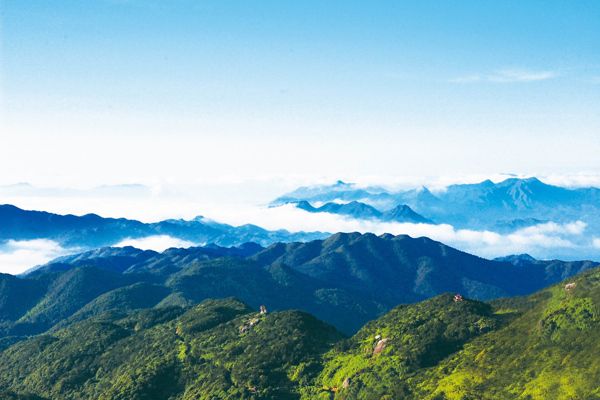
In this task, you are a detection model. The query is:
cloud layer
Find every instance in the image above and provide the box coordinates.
[199,203,595,260]
[115,235,196,252]
[2,174,600,275]
[0,210,595,275]
[0,236,198,275]
[0,239,71,275]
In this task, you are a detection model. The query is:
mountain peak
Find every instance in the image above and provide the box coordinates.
[296,201,382,219]
[383,204,432,224]
[295,200,316,211]
[494,253,538,265]
[498,176,545,188]
[524,176,542,183]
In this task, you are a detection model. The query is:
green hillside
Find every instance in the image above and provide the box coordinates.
[0,298,343,399]
[310,268,600,399]
[1,259,600,399]
[307,294,501,399]
[411,269,600,400]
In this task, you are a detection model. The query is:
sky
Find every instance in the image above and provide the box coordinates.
[1,1,600,273]
[1,0,600,189]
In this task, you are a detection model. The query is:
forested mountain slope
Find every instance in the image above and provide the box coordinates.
[311,267,600,399]
[0,233,596,339]
[2,267,600,399]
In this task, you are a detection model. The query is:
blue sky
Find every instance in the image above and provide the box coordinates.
[1,0,600,186]
[1,1,600,271]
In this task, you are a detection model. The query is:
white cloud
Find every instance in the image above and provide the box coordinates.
[4,173,600,225]
[0,204,595,275]
[542,173,600,189]
[196,203,593,259]
[114,235,196,252]
[2,175,600,263]
[489,69,557,82]
[451,68,557,84]
[517,221,587,236]
[0,235,195,275]
[0,239,71,275]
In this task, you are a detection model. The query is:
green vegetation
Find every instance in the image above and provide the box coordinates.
[1,232,597,340]
[410,270,600,400]
[309,295,500,399]
[0,298,342,399]
[309,268,600,399]
[2,262,600,398]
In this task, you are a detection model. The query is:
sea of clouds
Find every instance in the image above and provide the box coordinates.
[2,173,600,274]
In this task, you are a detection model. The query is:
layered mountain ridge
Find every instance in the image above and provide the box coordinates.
[0,233,596,340]
[272,177,600,234]
[0,204,327,249]
[1,260,600,399]
[294,200,433,223]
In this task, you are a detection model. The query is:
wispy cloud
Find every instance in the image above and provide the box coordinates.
[542,173,600,189]
[451,68,558,84]
[489,69,557,82]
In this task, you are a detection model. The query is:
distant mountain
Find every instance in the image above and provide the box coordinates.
[392,186,444,212]
[295,200,432,223]
[23,243,264,277]
[492,217,548,232]
[0,204,149,247]
[1,233,595,339]
[382,204,433,223]
[0,204,327,249]
[296,200,382,219]
[494,253,538,265]
[409,177,600,228]
[275,177,600,234]
[402,177,600,211]
[493,253,598,281]
[272,180,394,206]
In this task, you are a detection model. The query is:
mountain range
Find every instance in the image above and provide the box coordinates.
[295,200,432,223]
[2,201,599,398]
[272,177,600,233]
[0,204,327,249]
[5,176,599,264]
[1,256,599,399]
[0,232,596,341]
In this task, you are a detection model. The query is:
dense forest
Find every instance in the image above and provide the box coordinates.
[1,264,599,399]
[1,233,595,340]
